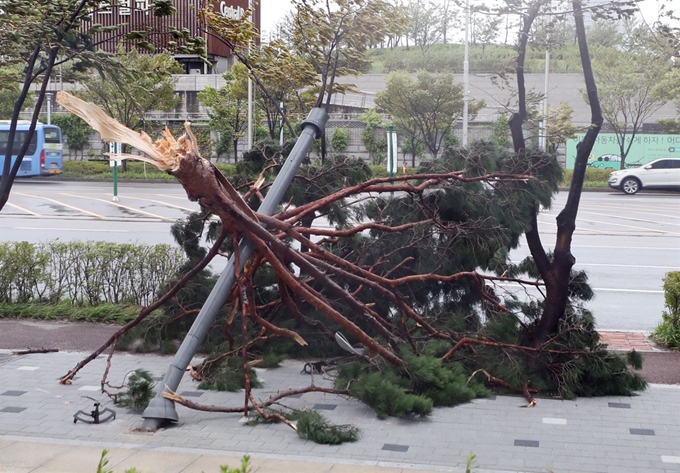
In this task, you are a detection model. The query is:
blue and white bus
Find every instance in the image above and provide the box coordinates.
[0,121,63,177]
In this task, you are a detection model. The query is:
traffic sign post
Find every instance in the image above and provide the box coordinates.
[109,142,121,202]
[387,125,397,196]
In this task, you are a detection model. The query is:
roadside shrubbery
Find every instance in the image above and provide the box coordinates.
[0,241,182,307]
[562,167,613,187]
[61,160,237,180]
[652,272,680,349]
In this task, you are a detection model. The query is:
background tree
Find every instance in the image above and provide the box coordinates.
[545,102,578,153]
[79,48,182,138]
[0,67,35,119]
[77,48,181,170]
[405,0,443,53]
[503,0,640,350]
[51,114,91,160]
[658,93,680,134]
[198,63,251,162]
[472,14,503,56]
[375,70,484,159]
[586,20,624,48]
[288,0,405,109]
[584,46,678,168]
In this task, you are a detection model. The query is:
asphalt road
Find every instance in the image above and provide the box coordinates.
[1,179,678,331]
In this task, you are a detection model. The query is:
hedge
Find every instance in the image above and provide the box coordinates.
[0,241,183,306]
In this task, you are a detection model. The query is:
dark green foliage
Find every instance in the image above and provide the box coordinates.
[258,350,287,368]
[336,354,487,419]
[247,408,360,445]
[463,293,647,399]
[197,356,261,392]
[402,353,489,406]
[295,409,360,444]
[116,370,155,412]
[344,370,433,419]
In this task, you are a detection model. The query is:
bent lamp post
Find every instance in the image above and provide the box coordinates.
[142,108,328,429]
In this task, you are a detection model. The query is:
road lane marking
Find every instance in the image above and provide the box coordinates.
[14,192,104,219]
[576,262,679,270]
[156,193,192,200]
[60,193,172,221]
[572,245,680,251]
[511,261,679,270]
[106,194,196,212]
[4,202,40,216]
[0,214,167,222]
[536,217,679,235]
[591,288,663,294]
[14,227,129,233]
[578,210,680,227]
[579,205,680,221]
[496,283,663,294]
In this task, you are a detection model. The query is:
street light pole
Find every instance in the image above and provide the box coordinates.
[462,0,470,147]
[142,108,328,430]
[247,1,254,151]
[541,47,550,152]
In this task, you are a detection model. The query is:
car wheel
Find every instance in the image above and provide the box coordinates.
[621,177,641,195]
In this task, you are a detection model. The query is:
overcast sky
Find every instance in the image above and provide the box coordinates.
[257,0,671,42]
[260,0,293,37]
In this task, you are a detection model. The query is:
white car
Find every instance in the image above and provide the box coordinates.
[608,158,680,195]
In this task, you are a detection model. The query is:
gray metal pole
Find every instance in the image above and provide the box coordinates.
[142,108,328,429]
[462,0,469,147]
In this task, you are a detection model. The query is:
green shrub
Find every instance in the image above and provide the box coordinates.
[562,168,613,187]
[330,128,350,152]
[653,272,680,349]
[62,160,238,180]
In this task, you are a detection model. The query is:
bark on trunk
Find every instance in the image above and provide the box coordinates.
[508,1,603,350]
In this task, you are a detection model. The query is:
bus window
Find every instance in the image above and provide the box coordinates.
[0,131,38,156]
[0,124,63,177]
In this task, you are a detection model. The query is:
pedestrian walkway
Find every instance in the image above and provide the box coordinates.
[598,330,658,352]
[1,349,680,473]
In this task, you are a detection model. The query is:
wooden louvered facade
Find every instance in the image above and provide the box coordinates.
[83,0,260,73]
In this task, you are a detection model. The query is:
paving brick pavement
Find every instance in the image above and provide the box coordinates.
[1,349,680,473]
[598,331,658,352]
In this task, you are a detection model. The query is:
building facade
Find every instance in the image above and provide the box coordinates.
[83,0,260,74]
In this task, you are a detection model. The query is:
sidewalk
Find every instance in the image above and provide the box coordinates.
[1,347,680,473]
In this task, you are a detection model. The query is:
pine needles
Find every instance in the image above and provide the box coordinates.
[247,408,360,444]
[116,369,155,412]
